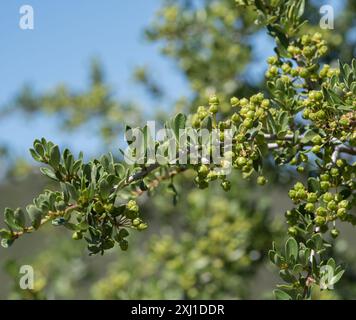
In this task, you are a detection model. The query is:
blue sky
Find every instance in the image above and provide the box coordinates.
[0,0,189,159]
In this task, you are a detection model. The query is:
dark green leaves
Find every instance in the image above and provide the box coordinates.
[285,237,298,262]
[99,179,111,200]
[49,145,60,169]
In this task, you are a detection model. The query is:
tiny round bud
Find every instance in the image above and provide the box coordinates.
[137,223,148,231]
[316,207,327,217]
[323,192,333,203]
[305,203,315,212]
[209,94,219,105]
[307,193,318,203]
[257,176,267,186]
[311,135,322,145]
[209,104,218,114]
[221,180,231,191]
[72,232,82,240]
[230,97,240,107]
[315,216,326,226]
[337,208,347,219]
[330,228,340,239]
[288,227,298,236]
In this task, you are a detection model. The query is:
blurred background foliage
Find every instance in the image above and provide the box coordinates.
[0,0,355,299]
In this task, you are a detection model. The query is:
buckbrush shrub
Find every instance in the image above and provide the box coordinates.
[1,0,355,300]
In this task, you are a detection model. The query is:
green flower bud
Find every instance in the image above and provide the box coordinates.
[314,216,326,226]
[240,98,249,106]
[267,56,278,65]
[303,46,315,59]
[231,113,240,123]
[72,232,82,240]
[338,200,349,209]
[288,190,297,199]
[261,99,270,108]
[209,104,218,114]
[311,145,321,154]
[305,203,315,212]
[221,180,231,191]
[296,189,307,200]
[137,223,148,231]
[311,135,322,145]
[269,66,278,76]
[281,63,291,73]
[297,166,305,173]
[257,176,267,186]
[318,45,328,56]
[301,35,311,45]
[237,157,247,167]
[320,181,330,191]
[316,207,327,217]
[307,193,318,203]
[198,164,209,177]
[316,110,326,120]
[336,159,345,168]
[312,32,322,42]
[209,95,219,105]
[331,228,340,239]
[242,118,253,129]
[207,171,218,181]
[299,68,309,78]
[337,208,347,219]
[288,227,298,236]
[294,182,304,190]
[230,97,240,107]
[323,192,333,202]
[235,133,245,142]
[330,168,339,177]
[127,200,139,212]
[327,200,337,211]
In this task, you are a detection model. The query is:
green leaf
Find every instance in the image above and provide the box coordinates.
[99,180,111,200]
[297,0,305,18]
[274,289,292,300]
[4,208,18,230]
[29,148,41,162]
[26,205,42,229]
[65,182,79,201]
[34,141,45,157]
[330,270,345,285]
[40,167,58,181]
[49,145,60,169]
[300,130,317,144]
[285,237,298,261]
[327,258,336,270]
[279,270,296,283]
[14,208,26,229]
